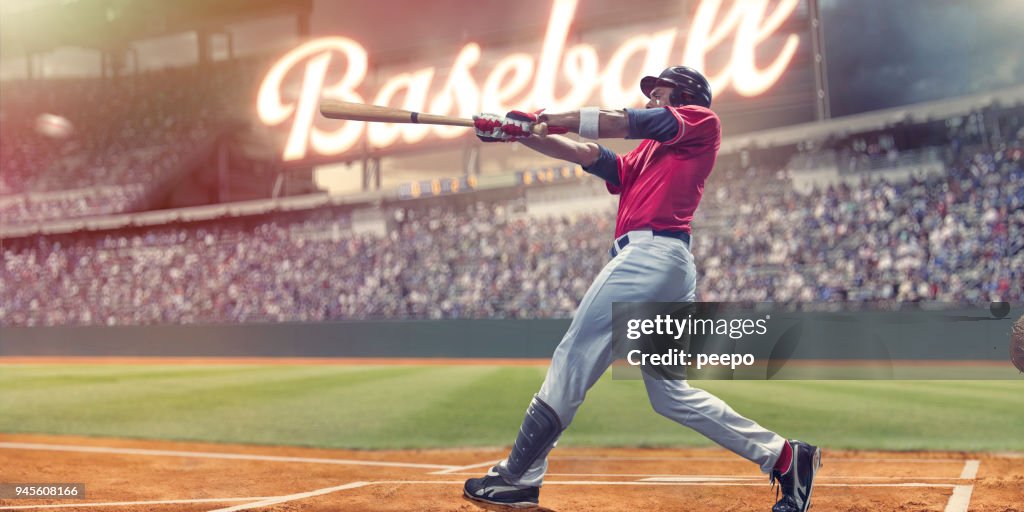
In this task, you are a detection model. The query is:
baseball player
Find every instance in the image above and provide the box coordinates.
[465,66,821,511]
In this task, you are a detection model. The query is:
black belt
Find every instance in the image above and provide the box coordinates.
[610,230,691,257]
[653,229,691,244]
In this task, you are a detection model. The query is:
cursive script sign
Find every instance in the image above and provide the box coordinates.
[258,0,801,161]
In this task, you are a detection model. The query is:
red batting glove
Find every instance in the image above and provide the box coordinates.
[502,110,540,139]
[503,109,569,139]
[473,113,511,143]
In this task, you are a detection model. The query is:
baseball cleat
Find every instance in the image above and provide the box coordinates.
[463,466,540,509]
[770,440,822,512]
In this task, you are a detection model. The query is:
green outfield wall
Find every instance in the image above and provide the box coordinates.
[0,320,569,358]
[0,308,1018,361]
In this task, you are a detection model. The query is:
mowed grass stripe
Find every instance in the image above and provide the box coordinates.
[0,365,315,433]
[369,365,549,448]
[208,366,512,446]
[0,365,426,440]
[0,365,523,448]
[0,365,370,413]
[564,379,1024,450]
[0,365,277,391]
[1,365,1021,451]
[700,380,1024,451]
[566,376,716,447]
[763,380,1022,427]
[75,365,435,443]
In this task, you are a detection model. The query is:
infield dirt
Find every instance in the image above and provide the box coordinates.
[1,434,1021,511]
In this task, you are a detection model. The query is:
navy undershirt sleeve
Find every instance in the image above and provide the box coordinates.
[582,145,620,187]
[625,107,680,142]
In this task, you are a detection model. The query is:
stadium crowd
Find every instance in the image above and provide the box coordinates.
[0,204,610,325]
[0,185,149,225]
[698,146,1023,302]
[2,141,1021,326]
[0,59,261,222]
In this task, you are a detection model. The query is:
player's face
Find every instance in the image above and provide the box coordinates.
[646,86,675,108]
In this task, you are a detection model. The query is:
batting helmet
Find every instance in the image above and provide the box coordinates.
[640,66,712,108]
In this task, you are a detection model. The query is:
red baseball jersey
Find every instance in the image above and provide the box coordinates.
[608,105,721,238]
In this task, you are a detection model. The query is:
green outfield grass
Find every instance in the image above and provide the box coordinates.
[1,364,1022,452]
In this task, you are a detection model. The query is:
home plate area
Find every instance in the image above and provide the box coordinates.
[1,435,1020,511]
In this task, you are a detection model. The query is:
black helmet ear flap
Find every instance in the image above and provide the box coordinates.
[669,88,688,107]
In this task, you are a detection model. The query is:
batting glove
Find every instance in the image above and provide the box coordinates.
[473,113,511,142]
[503,110,569,139]
[501,110,541,139]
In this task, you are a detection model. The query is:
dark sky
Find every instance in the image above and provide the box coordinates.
[820,0,1023,116]
[306,0,1024,117]
[2,0,1021,118]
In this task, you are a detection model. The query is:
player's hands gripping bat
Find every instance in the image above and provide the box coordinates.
[473,113,509,142]
[473,110,569,143]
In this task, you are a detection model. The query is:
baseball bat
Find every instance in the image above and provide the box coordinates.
[318,100,549,136]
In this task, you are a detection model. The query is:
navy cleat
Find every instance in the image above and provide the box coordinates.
[464,466,539,509]
[770,440,822,512]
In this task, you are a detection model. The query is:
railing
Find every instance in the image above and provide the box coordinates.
[839,147,944,173]
[787,147,945,174]
[0,184,148,225]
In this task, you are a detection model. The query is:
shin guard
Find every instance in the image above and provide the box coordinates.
[501,396,564,480]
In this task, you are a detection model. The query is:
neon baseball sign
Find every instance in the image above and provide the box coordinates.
[258,0,801,161]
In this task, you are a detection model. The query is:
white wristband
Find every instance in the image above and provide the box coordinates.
[579,107,600,140]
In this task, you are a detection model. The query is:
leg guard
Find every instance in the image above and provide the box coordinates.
[500,395,564,480]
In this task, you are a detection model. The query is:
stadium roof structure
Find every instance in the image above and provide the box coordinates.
[0,0,312,58]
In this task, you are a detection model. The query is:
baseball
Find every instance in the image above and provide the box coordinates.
[34,113,73,138]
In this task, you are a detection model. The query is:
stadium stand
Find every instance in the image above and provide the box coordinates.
[0,58,266,221]
[1,82,1022,325]
[1,136,1020,326]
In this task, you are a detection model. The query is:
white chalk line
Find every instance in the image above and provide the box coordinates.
[429,459,503,475]
[0,441,991,511]
[192,477,963,512]
[958,460,980,479]
[444,472,974,481]
[200,479,976,512]
[0,478,968,512]
[553,455,970,463]
[190,473,970,512]
[363,480,959,488]
[633,476,762,483]
[446,471,739,479]
[0,442,455,470]
[943,485,975,512]
[943,460,980,512]
[451,472,765,481]
[0,497,272,510]
[206,482,370,512]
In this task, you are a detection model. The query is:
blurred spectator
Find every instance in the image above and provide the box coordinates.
[0,58,266,221]
[2,143,1022,326]
[698,144,1024,303]
[1,126,1022,325]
